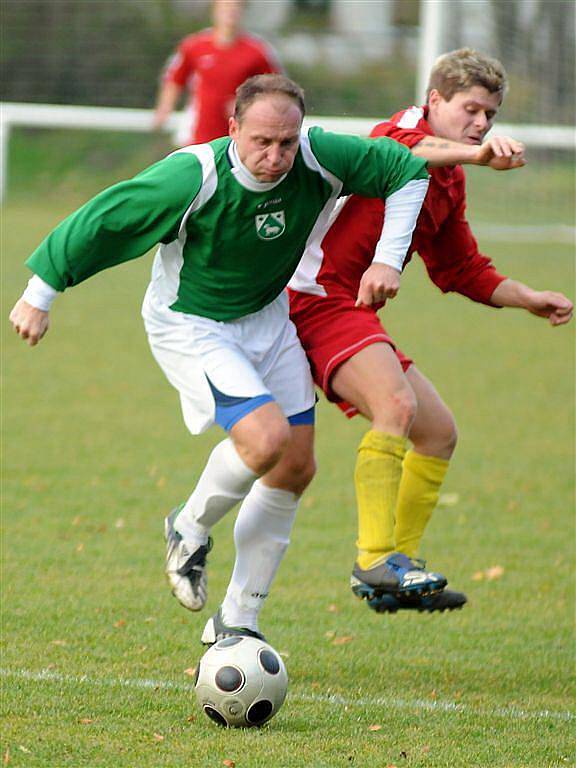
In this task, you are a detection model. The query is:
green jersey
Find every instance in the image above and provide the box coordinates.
[26,127,427,321]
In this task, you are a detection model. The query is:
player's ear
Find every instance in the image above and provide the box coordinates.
[428,88,442,109]
[229,115,239,139]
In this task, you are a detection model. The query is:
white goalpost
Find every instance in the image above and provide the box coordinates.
[0,101,573,205]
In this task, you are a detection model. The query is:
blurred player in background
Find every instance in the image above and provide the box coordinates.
[10,74,432,645]
[153,0,282,145]
[288,48,573,615]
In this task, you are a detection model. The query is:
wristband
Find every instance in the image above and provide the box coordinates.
[21,274,59,312]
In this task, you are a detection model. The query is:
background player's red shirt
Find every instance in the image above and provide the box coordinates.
[302,106,506,305]
[163,29,282,144]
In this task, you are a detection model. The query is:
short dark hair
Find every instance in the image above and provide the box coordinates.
[427,48,508,102]
[234,74,306,122]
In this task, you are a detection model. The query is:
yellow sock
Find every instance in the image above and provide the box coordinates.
[393,450,450,559]
[355,430,407,570]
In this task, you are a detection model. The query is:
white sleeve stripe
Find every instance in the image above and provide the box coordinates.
[287,131,344,296]
[396,106,424,130]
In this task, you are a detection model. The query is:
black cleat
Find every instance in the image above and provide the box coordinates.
[351,552,447,602]
[367,588,468,614]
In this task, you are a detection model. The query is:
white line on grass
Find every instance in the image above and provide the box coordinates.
[2,667,573,724]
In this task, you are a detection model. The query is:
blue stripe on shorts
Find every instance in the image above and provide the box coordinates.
[207,378,315,431]
[207,378,273,431]
[288,406,315,426]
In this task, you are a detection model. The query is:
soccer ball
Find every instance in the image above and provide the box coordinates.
[194,636,288,728]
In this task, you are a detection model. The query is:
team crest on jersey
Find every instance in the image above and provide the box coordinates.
[255,211,285,240]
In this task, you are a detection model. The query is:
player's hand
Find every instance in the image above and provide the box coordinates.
[475,136,526,171]
[355,264,401,307]
[525,290,573,326]
[9,299,50,346]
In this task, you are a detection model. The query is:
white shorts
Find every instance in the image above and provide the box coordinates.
[142,285,315,435]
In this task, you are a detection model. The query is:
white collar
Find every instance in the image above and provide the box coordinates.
[228,141,287,192]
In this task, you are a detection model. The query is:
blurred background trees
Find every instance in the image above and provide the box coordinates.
[1,0,574,123]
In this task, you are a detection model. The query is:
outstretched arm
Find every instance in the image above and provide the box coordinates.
[490,279,573,326]
[412,135,526,171]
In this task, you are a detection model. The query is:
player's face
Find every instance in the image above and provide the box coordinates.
[230,96,303,182]
[427,86,502,144]
[213,0,244,32]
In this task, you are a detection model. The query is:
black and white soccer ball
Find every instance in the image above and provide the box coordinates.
[195,636,288,728]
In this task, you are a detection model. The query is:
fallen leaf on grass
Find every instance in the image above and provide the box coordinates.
[324,630,335,639]
[156,477,166,489]
[72,516,82,526]
[186,714,196,723]
[50,640,67,647]
[152,733,164,742]
[78,718,94,725]
[76,543,85,553]
[113,620,126,629]
[327,604,339,613]
[422,745,431,754]
[430,689,437,700]
[438,493,459,507]
[3,747,9,765]
[115,518,125,529]
[332,635,354,646]
[485,565,504,580]
[472,571,484,581]
[472,565,505,582]
[223,761,236,768]
[184,667,197,677]
[368,724,382,731]
[17,747,31,754]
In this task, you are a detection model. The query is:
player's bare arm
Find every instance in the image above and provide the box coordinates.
[9,299,49,346]
[412,135,525,170]
[153,81,183,130]
[490,279,573,326]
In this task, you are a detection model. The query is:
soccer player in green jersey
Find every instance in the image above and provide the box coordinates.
[10,74,432,644]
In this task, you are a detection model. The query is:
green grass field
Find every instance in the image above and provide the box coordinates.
[2,182,575,767]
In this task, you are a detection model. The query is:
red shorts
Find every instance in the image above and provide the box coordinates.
[288,289,413,418]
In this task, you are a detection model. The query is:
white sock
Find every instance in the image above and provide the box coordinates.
[221,480,299,632]
[175,438,257,549]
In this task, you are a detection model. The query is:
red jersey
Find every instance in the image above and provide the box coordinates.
[163,29,282,144]
[289,106,506,305]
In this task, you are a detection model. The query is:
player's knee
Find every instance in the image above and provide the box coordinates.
[247,422,292,474]
[283,452,316,495]
[426,411,458,458]
[439,415,458,456]
[385,385,418,433]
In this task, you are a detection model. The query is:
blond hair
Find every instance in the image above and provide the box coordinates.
[427,48,508,102]
[234,74,306,122]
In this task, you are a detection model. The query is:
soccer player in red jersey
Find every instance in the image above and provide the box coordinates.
[153,0,282,145]
[288,48,573,614]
